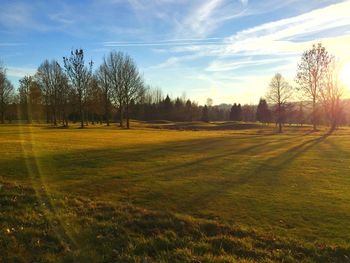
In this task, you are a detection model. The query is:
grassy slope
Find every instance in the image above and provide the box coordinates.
[1,123,350,262]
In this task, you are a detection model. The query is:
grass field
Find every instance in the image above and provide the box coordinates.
[1,123,350,262]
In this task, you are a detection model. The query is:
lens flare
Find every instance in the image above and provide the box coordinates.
[339,62,350,90]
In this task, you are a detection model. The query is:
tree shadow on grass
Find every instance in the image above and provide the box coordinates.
[140,131,335,216]
[221,130,333,191]
[0,130,333,214]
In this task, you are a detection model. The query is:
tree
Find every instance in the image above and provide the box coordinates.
[96,62,113,126]
[121,55,144,129]
[162,95,173,119]
[230,103,242,121]
[28,79,42,122]
[202,105,209,122]
[0,65,14,124]
[237,104,242,121]
[185,99,193,121]
[86,76,103,125]
[104,51,124,127]
[242,104,256,122]
[266,73,292,133]
[18,76,34,123]
[256,98,271,124]
[320,60,344,130]
[206,98,213,107]
[296,43,332,131]
[296,102,305,126]
[63,49,93,128]
[36,60,65,126]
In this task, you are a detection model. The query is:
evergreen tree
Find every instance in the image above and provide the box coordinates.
[230,103,242,121]
[230,103,237,120]
[202,105,209,122]
[256,98,271,124]
[237,104,242,121]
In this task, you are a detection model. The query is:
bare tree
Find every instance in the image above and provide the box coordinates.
[320,60,343,130]
[57,73,71,127]
[36,60,65,126]
[266,73,292,133]
[121,55,144,129]
[86,76,104,125]
[0,64,14,124]
[96,62,113,126]
[104,51,124,127]
[206,98,213,107]
[296,43,332,131]
[63,49,93,128]
[18,76,34,123]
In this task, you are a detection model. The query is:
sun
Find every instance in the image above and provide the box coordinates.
[339,62,350,90]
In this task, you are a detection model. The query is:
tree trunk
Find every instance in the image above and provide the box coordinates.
[46,104,50,124]
[312,98,317,131]
[80,106,84,128]
[126,103,130,129]
[119,106,123,127]
[105,95,110,126]
[53,108,57,126]
[278,103,282,133]
[1,109,4,124]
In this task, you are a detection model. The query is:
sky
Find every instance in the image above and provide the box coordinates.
[1,0,350,105]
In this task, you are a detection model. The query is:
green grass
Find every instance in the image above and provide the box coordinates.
[1,123,350,262]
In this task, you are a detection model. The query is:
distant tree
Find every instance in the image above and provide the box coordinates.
[162,95,173,119]
[296,102,305,126]
[28,79,42,122]
[296,43,332,131]
[206,98,213,107]
[230,103,237,121]
[185,99,193,121]
[0,65,14,124]
[242,104,256,122]
[86,76,103,125]
[121,55,144,128]
[18,76,34,123]
[266,73,292,133]
[230,103,242,121]
[256,98,271,124]
[202,105,209,122]
[320,60,344,130]
[237,104,242,121]
[57,74,71,127]
[104,51,125,127]
[63,49,93,128]
[36,60,65,126]
[174,97,183,111]
[96,62,113,126]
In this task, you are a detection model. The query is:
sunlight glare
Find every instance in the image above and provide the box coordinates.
[340,62,350,90]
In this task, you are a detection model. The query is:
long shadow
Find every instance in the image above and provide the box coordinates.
[153,131,315,177]
[140,131,335,216]
[0,130,334,216]
[231,130,333,187]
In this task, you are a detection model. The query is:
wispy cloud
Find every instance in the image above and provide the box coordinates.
[176,0,247,38]
[154,1,350,67]
[206,56,296,72]
[6,66,36,78]
[103,38,226,47]
[146,0,350,103]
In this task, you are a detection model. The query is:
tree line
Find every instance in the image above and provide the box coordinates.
[0,43,348,132]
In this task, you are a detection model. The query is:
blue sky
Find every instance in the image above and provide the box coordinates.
[1,0,350,104]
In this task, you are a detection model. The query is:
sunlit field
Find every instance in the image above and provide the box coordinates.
[1,123,350,262]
